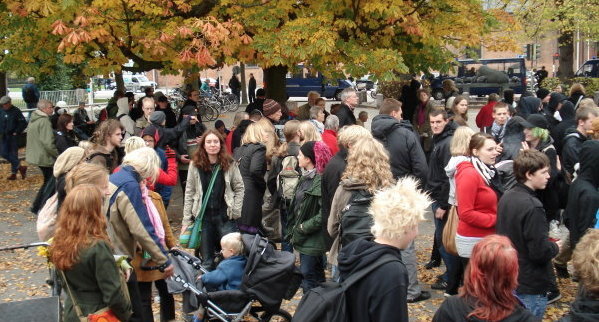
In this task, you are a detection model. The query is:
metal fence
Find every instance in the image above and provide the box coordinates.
[11,89,88,108]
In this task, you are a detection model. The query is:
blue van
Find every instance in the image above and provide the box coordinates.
[285,65,353,100]
[575,59,599,78]
[430,58,527,99]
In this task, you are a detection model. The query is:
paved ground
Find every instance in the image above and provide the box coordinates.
[0,104,576,321]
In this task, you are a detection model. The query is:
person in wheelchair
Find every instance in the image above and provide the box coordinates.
[199,232,247,292]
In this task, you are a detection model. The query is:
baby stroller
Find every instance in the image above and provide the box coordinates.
[169,234,301,321]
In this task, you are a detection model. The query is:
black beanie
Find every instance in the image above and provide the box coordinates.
[300,141,316,166]
[536,88,550,100]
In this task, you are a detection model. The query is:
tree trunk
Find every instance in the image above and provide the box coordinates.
[556,31,574,79]
[263,65,288,116]
[240,63,247,104]
[0,72,7,97]
[115,72,125,92]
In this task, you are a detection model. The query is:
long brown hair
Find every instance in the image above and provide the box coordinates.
[91,119,123,146]
[192,129,231,172]
[51,185,110,270]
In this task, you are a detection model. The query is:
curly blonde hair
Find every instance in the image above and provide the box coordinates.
[337,125,372,149]
[572,229,599,297]
[370,177,431,241]
[342,137,394,193]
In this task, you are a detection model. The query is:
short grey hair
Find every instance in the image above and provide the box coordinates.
[307,91,320,99]
[27,77,35,83]
[37,99,53,110]
[324,114,339,130]
[340,88,356,103]
[142,97,155,108]
[309,106,321,119]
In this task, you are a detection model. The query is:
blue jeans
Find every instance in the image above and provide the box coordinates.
[517,293,547,319]
[1,135,20,174]
[299,253,325,293]
[432,202,454,282]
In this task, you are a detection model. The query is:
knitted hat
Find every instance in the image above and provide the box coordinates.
[262,99,281,117]
[256,88,266,97]
[149,111,166,125]
[300,141,333,173]
[142,125,160,144]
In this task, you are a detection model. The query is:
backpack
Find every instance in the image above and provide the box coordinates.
[85,152,114,169]
[339,190,374,247]
[292,253,398,322]
[23,86,36,103]
[277,155,300,201]
[36,193,58,241]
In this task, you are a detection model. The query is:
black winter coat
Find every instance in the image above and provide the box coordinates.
[335,104,356,128]
[371,115,427,185]
[0,105,27,135]
[338,239,408,322]
[321,148,348,248]
[535,136,560,221]
[496,183,559,295]
[559,289,599,322]
[563,140,599,248]
[433,295,535,322]
[234,143,267,228]
[144,117,190,150]
[498,116,527,162]
[425,121,457,210]
[55,131,78,154]
[516,96,541,119]
[551,100,576,154]
[561,128,588,176]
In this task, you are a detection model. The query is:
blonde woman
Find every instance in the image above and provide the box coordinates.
[298,120,322,145]
[107,147,173,321]
[328,137,394,265]
[233,122,269,234]
[336,177,431,321]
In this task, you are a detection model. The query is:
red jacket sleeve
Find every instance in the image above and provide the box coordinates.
[455,166,496,229]
[156,155,178,186]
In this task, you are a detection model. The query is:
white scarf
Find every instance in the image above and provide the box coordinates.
[470,157,495,185]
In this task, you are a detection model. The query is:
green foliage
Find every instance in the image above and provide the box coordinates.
[541,77,599,94]
[379,80,407,100]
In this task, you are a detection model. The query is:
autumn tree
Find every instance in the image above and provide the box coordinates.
[2,0,518,99]
[502,0,599,77]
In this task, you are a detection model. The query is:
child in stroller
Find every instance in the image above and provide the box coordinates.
[168,234,301,322]
[200,232,247,292]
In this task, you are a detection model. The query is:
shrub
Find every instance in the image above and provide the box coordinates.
[541,77,599,94]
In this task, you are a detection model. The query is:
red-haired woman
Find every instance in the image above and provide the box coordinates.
[51,184,131,322]
[182,129,245,269]
[433,235,535,321]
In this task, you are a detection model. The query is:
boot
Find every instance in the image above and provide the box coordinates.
[18,166,27,179]
[7,173,17,180]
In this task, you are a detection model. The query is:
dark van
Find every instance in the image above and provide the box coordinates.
[430,58,527,99]
[575,59,599,78]
[285,65,353,100]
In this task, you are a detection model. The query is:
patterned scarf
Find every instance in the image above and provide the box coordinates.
[470,157,505,197]
[491,120,507,142]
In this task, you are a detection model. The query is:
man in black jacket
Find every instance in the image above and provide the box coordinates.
[496,149,559,319]
[248,73,257,103]
[371,98,427,185]
[0,96,28,180]
[335,88,358,128]
[424,109,457,278]
[245,88,266,114]
[371,98,430,302]
[561,106,598,178]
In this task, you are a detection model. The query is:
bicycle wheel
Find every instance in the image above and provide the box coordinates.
[208,104,219,121]
[198,104,216,122]
[226,95,240,112]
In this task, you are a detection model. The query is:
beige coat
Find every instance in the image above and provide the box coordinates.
[327,179,368,265]
[182,161,244,228]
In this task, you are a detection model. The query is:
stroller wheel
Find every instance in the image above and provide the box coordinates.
[255,308,292,322]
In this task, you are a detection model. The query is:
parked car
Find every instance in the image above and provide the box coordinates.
[285,65,354,100]
[123,74,157,92]
[355,75,375,90]
[575,59,599,78]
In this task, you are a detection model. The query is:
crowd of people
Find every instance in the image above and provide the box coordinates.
[1,80,598,321]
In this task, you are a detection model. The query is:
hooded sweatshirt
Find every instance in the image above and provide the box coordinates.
[563,140,599,248]
[445,155,469,206]
[337,238,408,322]
[371,114,427,184]
[516,96,541,119]
[551,100,576,154]
[116,97,135,140]
[497,116,527,162]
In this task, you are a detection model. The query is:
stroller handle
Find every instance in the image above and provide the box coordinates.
[0,242,50,252]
